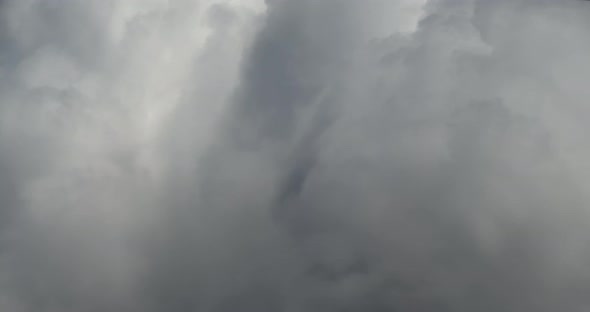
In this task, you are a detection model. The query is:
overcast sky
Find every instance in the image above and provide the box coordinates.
[2,0,590,311]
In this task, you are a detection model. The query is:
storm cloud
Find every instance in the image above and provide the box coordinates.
[1,0,590,311]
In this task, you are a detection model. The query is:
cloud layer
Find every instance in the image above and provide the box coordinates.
[2,0,590,311]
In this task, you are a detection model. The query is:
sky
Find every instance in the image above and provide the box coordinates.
[1,0,590,311]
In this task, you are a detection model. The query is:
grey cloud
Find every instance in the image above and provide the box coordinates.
[2,0,590,311]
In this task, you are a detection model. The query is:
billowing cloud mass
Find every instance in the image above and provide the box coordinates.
[1,0,590,311]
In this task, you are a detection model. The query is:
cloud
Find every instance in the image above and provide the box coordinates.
[2,0,590,311]
[0,0,262,310]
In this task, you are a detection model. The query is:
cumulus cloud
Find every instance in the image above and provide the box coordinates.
[2,0,590,311]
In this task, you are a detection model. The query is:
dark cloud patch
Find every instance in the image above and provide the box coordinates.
[178,1,590,311]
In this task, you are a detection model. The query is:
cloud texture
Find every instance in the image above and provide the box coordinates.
[2,0,590,311]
